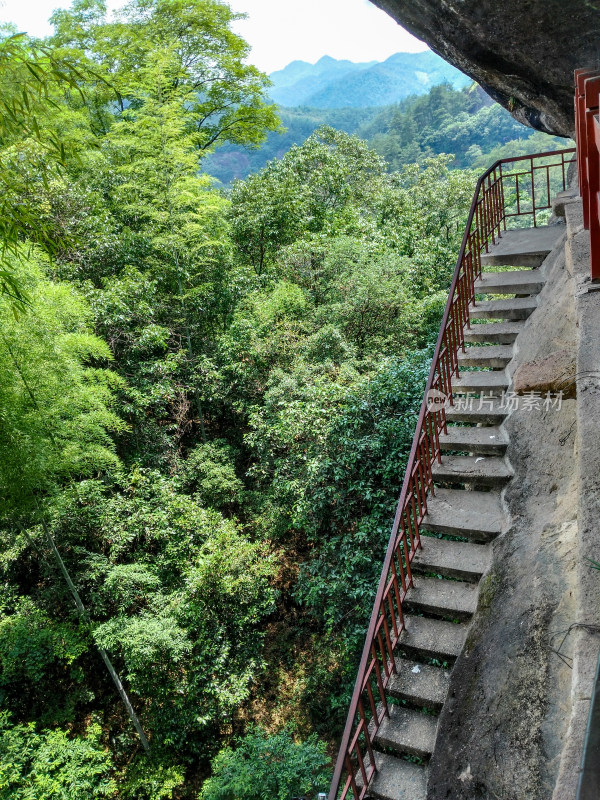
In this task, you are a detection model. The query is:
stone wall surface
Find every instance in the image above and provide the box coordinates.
[552,197,600,800]
[369,0,600,137]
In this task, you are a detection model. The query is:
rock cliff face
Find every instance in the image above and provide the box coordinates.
[370,0,600,137]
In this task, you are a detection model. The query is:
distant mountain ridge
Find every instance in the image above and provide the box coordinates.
[268,51,471,108]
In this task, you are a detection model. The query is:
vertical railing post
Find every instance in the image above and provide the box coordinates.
[594,113,600,279]
[575,69,600,283]
[531,157,537,227]
[576,70,600,229]
[584,76,600,282]
[500,162,507,231]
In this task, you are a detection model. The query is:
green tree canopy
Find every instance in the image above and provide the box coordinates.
[49,0,280,152]
[0,253,123,520]
[0,31,91,303]
[0,713,117,800]
[200,726,330,800]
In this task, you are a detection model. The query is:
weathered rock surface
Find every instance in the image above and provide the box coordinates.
[513,348,576,398]
[369,0,600,137]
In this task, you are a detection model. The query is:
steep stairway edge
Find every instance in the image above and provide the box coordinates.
[359,260,550,799]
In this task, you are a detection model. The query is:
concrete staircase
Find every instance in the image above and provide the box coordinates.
[363,228,558,800]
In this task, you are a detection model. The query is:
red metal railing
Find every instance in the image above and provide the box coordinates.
[329,147,576,800]
[575,68,600,282]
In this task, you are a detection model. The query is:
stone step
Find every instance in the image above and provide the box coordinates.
[374,705,438,760]
[439,425,508,455]
[422,487,505,542]
[469,297,537,320]
[458,344,514,368]
[362,752,427,800]
[405,575,479,619]
[399,614,467,662]
[479,225,565,268]
[432,455,512,487]
[552,187,578,218]
[388,657,450,710]
[445,397,508,424]
[412,536,492,582]
[474,269,545,296]
[452,371,508,396]
[463,321,524,345]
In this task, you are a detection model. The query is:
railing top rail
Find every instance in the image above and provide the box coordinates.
[496,147,575,167]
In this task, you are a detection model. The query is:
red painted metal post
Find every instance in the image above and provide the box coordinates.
[576,69,598,221]
[584,76,600,282]
[531,157,537,227]
[576,70,600,229]
[575,70,591,192]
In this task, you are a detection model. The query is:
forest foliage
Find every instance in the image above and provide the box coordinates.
[205,82,568,185]
[0,2,565,797]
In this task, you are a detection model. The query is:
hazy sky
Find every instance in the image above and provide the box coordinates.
[0,0,428,73]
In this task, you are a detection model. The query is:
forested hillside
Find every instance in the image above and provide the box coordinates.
[0,2,566,798]
[205,83,568,184]
[267,51,470,108]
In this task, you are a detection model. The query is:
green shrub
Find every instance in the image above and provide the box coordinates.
[201,726,330,800]
[0,712,116,799]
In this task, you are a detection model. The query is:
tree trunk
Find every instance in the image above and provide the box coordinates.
[41,518,151,752]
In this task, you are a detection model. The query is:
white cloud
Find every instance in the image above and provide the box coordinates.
[0,0,427,73]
